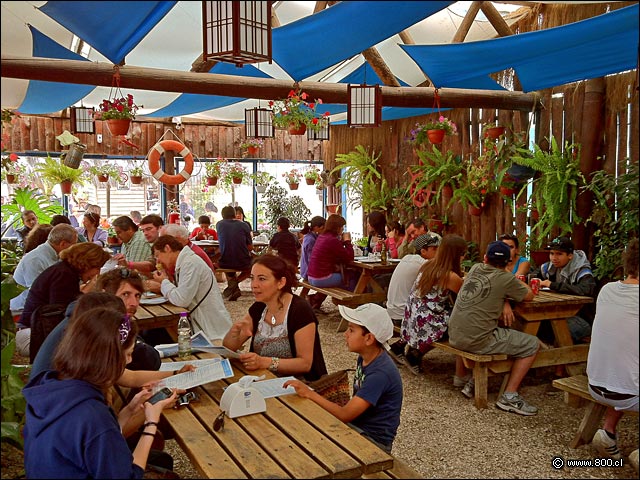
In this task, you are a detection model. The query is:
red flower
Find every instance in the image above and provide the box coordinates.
[268,101,274,107]
[308,103,315,109]
[300,92,308,100]
[287,90,296,98]
[324,111,330,117]
[9,153,18,161]
[312,118,318,125]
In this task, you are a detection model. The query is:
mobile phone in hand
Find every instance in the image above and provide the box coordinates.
[148,387,173,404]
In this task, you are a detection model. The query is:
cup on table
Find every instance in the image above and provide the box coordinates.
[342,232,351,242]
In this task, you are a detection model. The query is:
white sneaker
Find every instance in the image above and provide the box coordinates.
[628,449,638,474]
[453,374,471,388]
[592,429,621,460]
[461,378,474,398]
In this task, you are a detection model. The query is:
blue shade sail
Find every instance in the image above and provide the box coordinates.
[272,1,453,81]
[39,1,177,65]
[401,4,639,92]
[18,26,96,115]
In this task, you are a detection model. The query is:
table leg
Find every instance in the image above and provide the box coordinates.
[570,402,607,448]
[551,319,583,375]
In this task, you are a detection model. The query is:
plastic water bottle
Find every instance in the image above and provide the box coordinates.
[177,312,191,358]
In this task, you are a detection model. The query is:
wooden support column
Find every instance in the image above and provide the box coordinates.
[573,77,605,253]
[362,47,401,87]
[452,1,482,43]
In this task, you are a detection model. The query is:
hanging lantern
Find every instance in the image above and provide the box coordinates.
[202,1,272,66]
[70,106,95,134]
[347,84,382,128]
[245,107,274,138]
[307,116,330,141]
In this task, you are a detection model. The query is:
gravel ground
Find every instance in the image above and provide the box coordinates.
[169,279,639,479]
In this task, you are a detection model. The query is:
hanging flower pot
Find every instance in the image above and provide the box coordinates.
[106,119,131,136]
[442,184,453,200]
[427,129,446,144]
[206,176,218,186]
[60,180,73,195]
[6,174,16,184]
[500,186,516,196]
[130,175,143,185]
[168,212,181,224]
[288,124,307,135]
[232,176,243,185]
[326,204,339,214]
[428,218,444,234]
[484,126,506,140]
[468,205,483,216]
[288,182,299,190]
[247,146,260,156]
[305,177,315,186]
[255,185,267,194]
[97,174,109,182]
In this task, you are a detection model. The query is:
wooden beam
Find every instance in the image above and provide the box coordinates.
[362,47,401,87]
[398,30,415,45]
[313,1,328,14]
[452,1,483,43]
[1,55,542,111]
[480,1,515,37]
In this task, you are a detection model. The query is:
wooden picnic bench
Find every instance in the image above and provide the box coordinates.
[361,456,425,479]
[552,374,639,448]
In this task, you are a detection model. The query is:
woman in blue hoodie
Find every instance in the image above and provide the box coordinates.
[22,305,177,478]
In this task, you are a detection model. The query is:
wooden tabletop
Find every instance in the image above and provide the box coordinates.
[513,290,593,322]
[161,353,394,478]
[133,302,187,341]
[349,259,398,273]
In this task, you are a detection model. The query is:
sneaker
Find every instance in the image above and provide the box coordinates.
[222,286,233,298]
[628,449,638,474]
[453,374,471,388]
[592,429,622,460]
[496,392,538,416]
[461,378,474,398]
[389,341,407,366]
[227,288,242,302]
[406,362,421,375]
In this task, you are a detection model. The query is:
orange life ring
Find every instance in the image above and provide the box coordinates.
[148,140,194,185]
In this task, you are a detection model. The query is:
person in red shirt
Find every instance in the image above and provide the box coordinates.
[190,215,218,241]
[307,214,356,291]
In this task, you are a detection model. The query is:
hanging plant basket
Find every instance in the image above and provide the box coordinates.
[247,146,260,156]
[427,218,444,234]
[106,119,131,136]
[288,124,307,135]
[326,204,339,214]
[97,174,109,182]
[60,180,73,195]
[6,174,16,184]
[168,212,181,224]
[500,186,517,196]
[255,185,267,194]
[468,205,483,216]
[288,182,299,190]
[427,129,446,144]
[61,143,87,169]
[232,176,243,185]
[484,126,506,140]
[305,177,315,186]
[130,175,143,185]
[206,176,218,186]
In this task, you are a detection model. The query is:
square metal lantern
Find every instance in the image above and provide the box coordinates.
[347,84,382,128]
[307,116,330,141]
[70,106,95,134]
[202,1,272,66]
[245,107,274,138]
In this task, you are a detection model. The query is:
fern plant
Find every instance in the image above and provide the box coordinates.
[512,136,585,250]
[411,146,463,204]
[330,145,384,211]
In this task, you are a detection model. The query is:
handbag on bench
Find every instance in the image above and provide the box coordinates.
[306,369,354,407]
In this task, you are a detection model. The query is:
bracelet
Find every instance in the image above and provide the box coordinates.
[139,432,156,438]
[268,357,280,372]
[143,421,159,429]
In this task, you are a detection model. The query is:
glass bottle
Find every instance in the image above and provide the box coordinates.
[380,240,388,264]
[177,312,191,358]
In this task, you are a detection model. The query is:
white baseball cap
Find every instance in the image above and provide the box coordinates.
[338,304,394,345]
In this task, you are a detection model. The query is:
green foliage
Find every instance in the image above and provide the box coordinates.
[461,241,480,271]
[583,160,639,280]
[512,137,585,250]
[412,146,463,205]
[1,339,28,450]
[331,145,386,212]
[260,184,311,236]
[35,154,87,189]
[1,187,63,236]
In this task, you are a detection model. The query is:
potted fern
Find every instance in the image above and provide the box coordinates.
[412,146,463,206]
[330,145,386,212]
[36,154,87,195]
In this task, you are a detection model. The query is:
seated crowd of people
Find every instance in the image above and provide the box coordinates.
[9,204,638,475]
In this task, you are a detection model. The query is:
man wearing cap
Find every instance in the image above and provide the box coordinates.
[448,241,540,416]
[284,303,403,453]
[396,218,427,259]
[533,236,596,344]
[387,232,441,364]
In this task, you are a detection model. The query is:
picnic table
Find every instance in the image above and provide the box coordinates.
[133,301,187,341]
[159,353,395,478]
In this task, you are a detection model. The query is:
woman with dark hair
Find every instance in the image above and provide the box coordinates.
[223,255,327,381]
[400,234,468,377]
[23,223,52,254]
[23,305,178,478]
[235,205,253,232]
[385,221,405,259]
[269,216,301,269]
[307,214,356,291]
[367,211,387,253]
[499,233,531,276]
[299,216,326,281]
[77,211,109,246]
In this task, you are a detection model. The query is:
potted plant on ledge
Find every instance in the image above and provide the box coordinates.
[283,168,303,190]
[96,93,140,136]
[240,138,264,157]
[270,88,329,135]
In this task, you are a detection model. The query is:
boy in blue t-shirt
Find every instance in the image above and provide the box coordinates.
[285,303,403,452]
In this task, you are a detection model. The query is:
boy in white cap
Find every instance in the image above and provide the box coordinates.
[285,303,403,453]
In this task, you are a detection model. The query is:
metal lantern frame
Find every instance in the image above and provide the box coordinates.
[307,116,330,141]
[70,106,95,134]
[245,107,274,138]
[202,1,272,66]
[347,84,382,128]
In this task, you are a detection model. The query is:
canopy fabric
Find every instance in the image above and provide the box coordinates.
[400,3,639,92]
[39,1,177,65]
[272,1,453,81]
[18,26,96,114]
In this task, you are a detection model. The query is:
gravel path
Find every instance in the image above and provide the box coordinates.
[167,280,638,479]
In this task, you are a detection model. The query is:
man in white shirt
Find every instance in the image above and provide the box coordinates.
[387,232,441,364]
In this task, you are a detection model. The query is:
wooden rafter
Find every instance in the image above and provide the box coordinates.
[452,1,483,43]
[1,55,542,111]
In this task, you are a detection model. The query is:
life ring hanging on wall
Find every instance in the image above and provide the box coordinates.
[147,140,194,185]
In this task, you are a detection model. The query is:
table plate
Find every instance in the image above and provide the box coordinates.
[389,258,401,263]
[140,296,168,305]
[356,258,381,264]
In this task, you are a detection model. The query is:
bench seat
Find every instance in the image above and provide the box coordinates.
[361,456,425,479]
[552,374,638,448]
